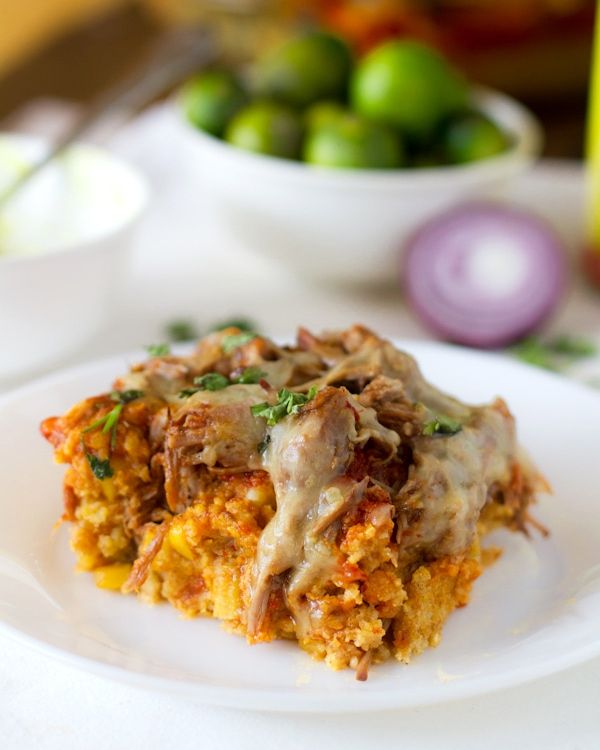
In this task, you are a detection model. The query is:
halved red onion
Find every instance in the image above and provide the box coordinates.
[402,203,568,348]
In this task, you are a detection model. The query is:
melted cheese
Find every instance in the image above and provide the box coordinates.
[398,404,515,558]
[113,327,529,643]
[247,387,357,634]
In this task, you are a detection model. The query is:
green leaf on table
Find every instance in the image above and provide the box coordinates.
[509,337,558,371]
[509,334,597,371]
[549,335,597,358]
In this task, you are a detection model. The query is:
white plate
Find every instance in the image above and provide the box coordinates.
[0,342,599,713]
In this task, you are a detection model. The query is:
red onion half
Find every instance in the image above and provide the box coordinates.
[403,203,568,348]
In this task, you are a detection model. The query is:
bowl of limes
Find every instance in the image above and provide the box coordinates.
[179,30,542,285]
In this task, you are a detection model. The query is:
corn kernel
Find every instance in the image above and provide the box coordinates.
[102,478,116,503]
[245,487,264,503]
[168,523,193,560]
[76,552,100,572]
[94,563,132,591]
[246,485,274,504]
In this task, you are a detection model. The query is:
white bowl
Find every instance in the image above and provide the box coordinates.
[0,134,148,382]
[182,88,542,285]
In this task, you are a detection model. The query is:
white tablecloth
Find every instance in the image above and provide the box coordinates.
[2,102,600,749]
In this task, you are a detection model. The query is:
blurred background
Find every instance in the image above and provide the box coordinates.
[1,0,599,387]
[0,0,594,156]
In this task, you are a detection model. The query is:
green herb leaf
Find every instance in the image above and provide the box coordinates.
[423,415,462,437]
[509,334,597,371]
[509,337,558,371]
[101,403,123,450]
[194,372,231,391]
[101,404,122,433]
[166,319,199,342]
[179,367,269,398]
[549,335,597,358]
[210,318,256,333]
[81,396,133,473]
[82,404,123,448]
[85,452,114,480]
[178,372,231,398]
[222,332,257,354]
[146,343,171,357]
[179,387,200,398]
[251,386,318,426]
[110,389,144,404]
[257,435,271,455]
[82,413,111,434]
[83,396,136,450]
[234,367,267,385]
[251,401,286,426]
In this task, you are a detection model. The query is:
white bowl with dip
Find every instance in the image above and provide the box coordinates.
[0,134,148,382]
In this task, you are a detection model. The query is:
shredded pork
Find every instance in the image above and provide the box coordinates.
[142,326,542,633]
[42,324,547,665]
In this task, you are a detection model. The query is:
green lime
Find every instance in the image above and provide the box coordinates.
[303,113,403,169]
[253,30,352,108]
[225,102,303,159]
[441,111,509,164]
[410,149,445,169]
[350,40,468,143]
[181,70,247,137]
[304,101,346,131]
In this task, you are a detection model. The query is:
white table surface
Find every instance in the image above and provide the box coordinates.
[2,103,600,749]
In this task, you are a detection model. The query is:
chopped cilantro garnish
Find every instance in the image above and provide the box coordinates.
[110,389,144,404]
[178,368,269,398]
[210,318,256,334]
[178,387,200,398]
[82,391,144,466]
[194,373,230,391]
[235,367,267,385]
[179,372,230,398]
[146,343,171,357]
[83,407,114,434]
[257,435,271,455]
[166,319,199,342]
[251,400,287,426]
[251,386,318,426]
[222,332,257,354]
[102,404,123,450]
[423,415,462,437]
[83,403,123,450]
[85,453,114,480]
